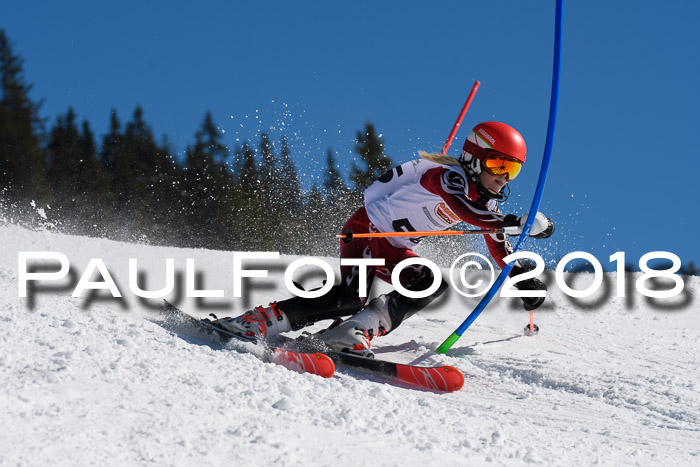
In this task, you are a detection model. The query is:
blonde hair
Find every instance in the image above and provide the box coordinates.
[418,150,461,166]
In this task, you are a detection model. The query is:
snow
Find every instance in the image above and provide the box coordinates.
[1,223,699,466]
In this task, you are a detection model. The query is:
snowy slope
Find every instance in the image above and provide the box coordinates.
[1,224,699,466]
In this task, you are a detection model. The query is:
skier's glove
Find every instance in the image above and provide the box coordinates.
[503,212,554,239]
[511,265,547,311]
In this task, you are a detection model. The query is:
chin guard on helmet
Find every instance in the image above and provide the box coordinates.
[460,149,482,176]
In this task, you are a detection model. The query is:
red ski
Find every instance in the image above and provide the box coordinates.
[266,348,335,378]
[323,349,464,392]
[286,334,465,392]
[160,301,335,379]
[395,363,464,392]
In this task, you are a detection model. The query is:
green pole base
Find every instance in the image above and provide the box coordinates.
[437,332,461,354]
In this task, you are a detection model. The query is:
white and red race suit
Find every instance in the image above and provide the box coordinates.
[340,158,514,298]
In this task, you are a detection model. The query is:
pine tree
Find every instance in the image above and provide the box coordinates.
[278,135,302,216]
[301,182,339,255]
[257,133,285,245]
[100,110,130,210]
[349,122,392,199]
[0,29,48,204]
[323,147,346,201]
[101,110,122,178]
[258,133,280,206]
[182,111,233,247]
[230,142,266,250]
[44,108,113,235]
[46,108,83,193]
[319,147,353,251]
[78,119,114,235]
[96,107,182,242]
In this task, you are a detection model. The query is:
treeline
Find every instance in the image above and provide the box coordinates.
[0,30,394,255]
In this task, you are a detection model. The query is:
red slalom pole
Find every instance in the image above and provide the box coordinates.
[441,81,481,155]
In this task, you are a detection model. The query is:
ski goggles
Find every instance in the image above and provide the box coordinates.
[482,152,523,181]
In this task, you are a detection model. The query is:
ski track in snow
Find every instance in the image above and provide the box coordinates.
[1,224,699,466]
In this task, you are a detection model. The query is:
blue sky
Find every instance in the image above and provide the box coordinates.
[3,1,699,271]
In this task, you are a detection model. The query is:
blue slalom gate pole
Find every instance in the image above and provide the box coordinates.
[437,0,563,353]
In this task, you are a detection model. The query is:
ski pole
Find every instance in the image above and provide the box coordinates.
[337,227,510,243]
[441,81,480,155]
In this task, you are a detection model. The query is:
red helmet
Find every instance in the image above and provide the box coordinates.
[460,121,527,186]
[462,121,527,164]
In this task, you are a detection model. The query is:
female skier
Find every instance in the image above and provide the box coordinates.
[213,121,554,357]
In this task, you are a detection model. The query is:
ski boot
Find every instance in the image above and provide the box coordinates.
[318,318,376,358]
[210,302,290,342]
[316,295,394,358]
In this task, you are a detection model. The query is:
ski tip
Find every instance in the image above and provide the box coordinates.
[313,353,336,378]
[441,365,465,392]
[272,349,335,378]
[395,364,465,392]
